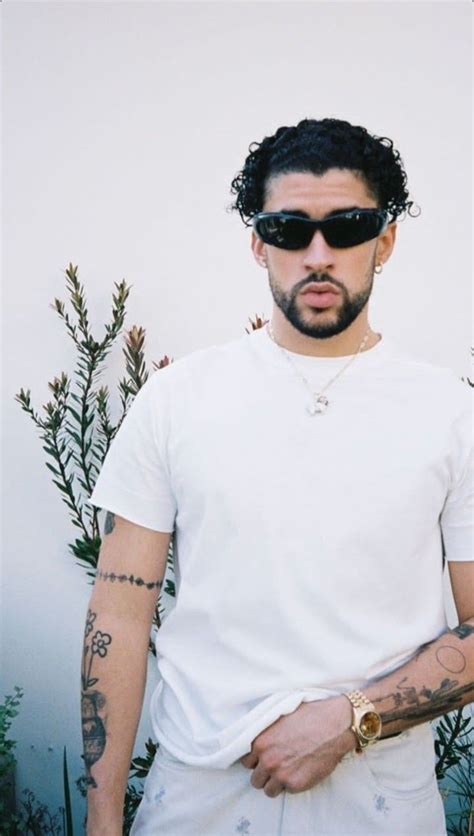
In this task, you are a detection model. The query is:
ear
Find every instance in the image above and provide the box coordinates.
[375,222,397,267]
[251,230,268,267]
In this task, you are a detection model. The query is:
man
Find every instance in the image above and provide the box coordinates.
[83,118,473,835]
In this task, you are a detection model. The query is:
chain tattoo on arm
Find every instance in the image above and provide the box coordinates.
[100,512,164,589]
[81,610,112,789]
[96,570,163,591]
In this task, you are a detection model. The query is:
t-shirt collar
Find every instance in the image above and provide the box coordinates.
[253,323,396,373]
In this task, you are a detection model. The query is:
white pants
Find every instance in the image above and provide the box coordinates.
[130,723,446,835]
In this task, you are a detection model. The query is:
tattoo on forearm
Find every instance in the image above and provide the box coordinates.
[413,641,433,661]
[449,623,474,641]
[379,622,474,729]
[374,676,474,727]
[81,609,112,789]
[96,569,163,591]
[435,646,467,674]
[104,512,115,535]
[414,622,474,664]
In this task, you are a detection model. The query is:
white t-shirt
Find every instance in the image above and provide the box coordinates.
[88,327,473,768]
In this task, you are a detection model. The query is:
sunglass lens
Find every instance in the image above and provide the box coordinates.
[324,213,385,248]
[255,216,312,250]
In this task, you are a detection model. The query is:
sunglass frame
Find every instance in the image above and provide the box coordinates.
[252,208,389,250]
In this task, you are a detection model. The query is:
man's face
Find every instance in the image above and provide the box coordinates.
[251,169,396,339]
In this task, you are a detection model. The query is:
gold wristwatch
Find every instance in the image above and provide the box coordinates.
[344,689,382,752]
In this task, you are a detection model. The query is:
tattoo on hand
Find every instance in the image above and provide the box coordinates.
[96,569,163,591]
[81,609,112,789]
[104,512,115,535]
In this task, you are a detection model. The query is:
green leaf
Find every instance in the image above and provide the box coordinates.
[42,444,59,457]
[67,406,83,424]
[63,747,74,836]
[52,479,71,495]
[84,439,94,457]
[77,477,92,494]
[68,431,83,447]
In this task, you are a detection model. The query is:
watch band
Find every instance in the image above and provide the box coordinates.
[344,689,382,752]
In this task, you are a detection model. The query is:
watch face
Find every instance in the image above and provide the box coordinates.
[360,711,381,740]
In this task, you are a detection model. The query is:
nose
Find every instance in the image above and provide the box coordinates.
[302,229,335,272]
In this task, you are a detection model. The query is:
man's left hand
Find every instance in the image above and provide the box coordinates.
[240,696,356,798]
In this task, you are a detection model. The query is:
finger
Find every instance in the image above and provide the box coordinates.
[263,777,285,798]
[240,753,258,769]
[250,767,271,790]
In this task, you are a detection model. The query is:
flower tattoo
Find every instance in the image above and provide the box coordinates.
[91,630,112,658]
[81,612,112,789]
[85,609,97,638]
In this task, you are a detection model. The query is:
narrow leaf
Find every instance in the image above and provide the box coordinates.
[63,747,74,836]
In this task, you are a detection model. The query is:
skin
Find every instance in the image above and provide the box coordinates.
[241,169,474,800]
[83,515,172,835]
[251,168,397,357]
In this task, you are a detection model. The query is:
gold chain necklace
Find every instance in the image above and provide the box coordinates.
[266,321,372,415]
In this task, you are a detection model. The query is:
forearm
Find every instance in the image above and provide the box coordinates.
[364,617,474,737]
[242,611,474,797]
[81,600,151,834]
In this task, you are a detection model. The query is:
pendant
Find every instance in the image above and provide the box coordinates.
[306,394,329,415]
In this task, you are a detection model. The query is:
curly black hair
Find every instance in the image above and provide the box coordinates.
[229,118,418,227]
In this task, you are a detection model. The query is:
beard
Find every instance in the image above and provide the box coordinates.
[267,255,376,340]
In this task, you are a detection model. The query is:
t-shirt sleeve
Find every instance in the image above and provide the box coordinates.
[440,397,473,562]
[87,371,177,532]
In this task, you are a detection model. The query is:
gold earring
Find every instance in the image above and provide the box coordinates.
[374,263,383,274]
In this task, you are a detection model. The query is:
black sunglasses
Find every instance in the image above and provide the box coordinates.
[252,208,389,250]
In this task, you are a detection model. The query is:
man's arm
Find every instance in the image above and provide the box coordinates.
[81,512,171,835]
[366,561,474,733]
[241,560,474,798]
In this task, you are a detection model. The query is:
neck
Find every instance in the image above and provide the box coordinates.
[270,311,381,358]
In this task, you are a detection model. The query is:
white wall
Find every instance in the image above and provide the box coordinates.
[2,1,471,828]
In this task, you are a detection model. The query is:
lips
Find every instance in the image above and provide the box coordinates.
[302,291,339,308]
[300,283,340,309]
[301,282,340,295]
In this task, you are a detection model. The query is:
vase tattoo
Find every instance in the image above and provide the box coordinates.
[81,609,112,788]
